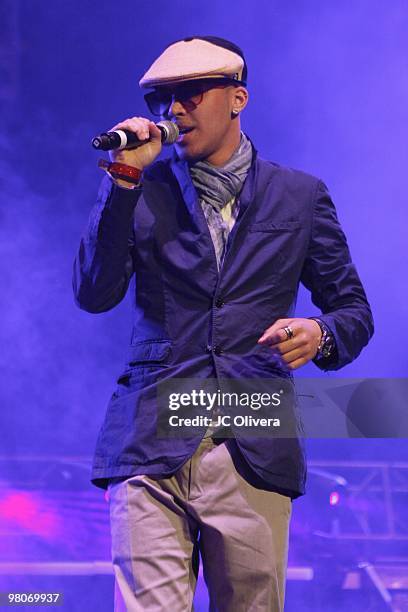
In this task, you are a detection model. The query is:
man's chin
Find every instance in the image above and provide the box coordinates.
[174,144,205,164]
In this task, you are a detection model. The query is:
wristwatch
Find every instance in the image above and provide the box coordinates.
[309,317,336,360]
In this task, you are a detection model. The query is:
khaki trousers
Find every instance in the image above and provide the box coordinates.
[108,437,292,612]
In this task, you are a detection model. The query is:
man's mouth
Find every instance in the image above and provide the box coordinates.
[177,126,194,135]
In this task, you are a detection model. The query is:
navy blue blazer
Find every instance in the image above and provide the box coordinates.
[73,145,374,498]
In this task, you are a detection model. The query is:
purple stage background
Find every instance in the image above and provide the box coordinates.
[1,1,407,611]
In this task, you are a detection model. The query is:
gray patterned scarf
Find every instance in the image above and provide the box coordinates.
[189,132,253,269]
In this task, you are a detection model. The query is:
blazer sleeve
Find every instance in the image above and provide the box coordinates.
[300,179,374,370]
[72,175,141,313]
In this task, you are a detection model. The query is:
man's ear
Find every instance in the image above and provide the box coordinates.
[231,86,249,114]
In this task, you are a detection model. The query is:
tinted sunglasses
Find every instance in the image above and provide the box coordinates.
[144,78,245,117]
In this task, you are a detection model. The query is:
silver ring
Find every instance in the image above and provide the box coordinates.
[283,325,294,340]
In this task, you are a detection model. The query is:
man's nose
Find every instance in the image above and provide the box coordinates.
[168,94,186,117]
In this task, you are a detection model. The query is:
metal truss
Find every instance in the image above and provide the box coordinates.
[308,460,408,541]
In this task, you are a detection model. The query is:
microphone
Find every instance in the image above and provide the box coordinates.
[91,120,179,151]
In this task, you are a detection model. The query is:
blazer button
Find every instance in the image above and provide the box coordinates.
[206,345,223,355]
[215,298,225,308]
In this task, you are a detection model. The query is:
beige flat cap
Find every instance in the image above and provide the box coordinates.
[139,37,246,88]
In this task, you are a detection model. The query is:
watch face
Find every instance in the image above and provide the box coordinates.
[322,344,332,358]
[321,334,335,358]
[311,318,335,360]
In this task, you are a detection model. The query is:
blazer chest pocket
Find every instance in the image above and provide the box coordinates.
[246,220,304,274]
[248,221,302,232]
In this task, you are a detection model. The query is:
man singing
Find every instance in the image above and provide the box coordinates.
[73,36,374,611]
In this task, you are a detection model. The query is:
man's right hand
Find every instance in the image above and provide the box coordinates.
[108,116,163,170]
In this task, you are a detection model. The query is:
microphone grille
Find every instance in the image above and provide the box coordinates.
[157,120,179,145]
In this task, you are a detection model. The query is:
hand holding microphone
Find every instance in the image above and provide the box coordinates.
[92,117,179,171]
